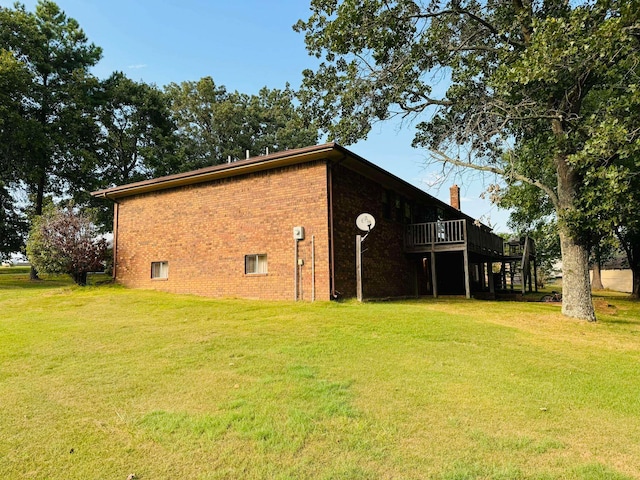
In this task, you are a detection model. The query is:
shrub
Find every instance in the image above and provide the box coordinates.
[26,207,108,285]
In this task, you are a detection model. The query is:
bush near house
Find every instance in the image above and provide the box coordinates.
[26,207,108,285]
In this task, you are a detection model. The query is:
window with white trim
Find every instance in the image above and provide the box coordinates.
[151,261,169,279]
[245,254,267,274]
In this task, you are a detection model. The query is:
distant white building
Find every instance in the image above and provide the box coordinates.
[592,258,632,293]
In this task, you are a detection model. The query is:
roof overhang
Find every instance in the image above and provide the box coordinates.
[91,143,345,200]
[91,142,490,230]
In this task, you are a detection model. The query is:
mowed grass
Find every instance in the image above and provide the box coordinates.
[1,270,640,479]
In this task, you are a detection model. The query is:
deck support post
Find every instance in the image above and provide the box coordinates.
[356,234,363,301]
[463,221,471,299]
[510,262,515,290]
[431,250,438,298]
[488,261,495,294]
[463,248,471,299]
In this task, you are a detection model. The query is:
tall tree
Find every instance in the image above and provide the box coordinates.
[0,0,103,212]
[296,0,640,320]
[0,49,30,257]
[0,49,31,181]
[95,72,177,186]
[0,1,102,275]
[246,85,321,159]
[84,73,177,229]
[166,77,318,171]
[576,116,640,297]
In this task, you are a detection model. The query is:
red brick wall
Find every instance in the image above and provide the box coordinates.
[114,161,331,300]
[330,164,416,299]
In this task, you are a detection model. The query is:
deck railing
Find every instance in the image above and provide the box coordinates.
[405,219,465,246]
[405,219,503,255]
[504,238,536,257]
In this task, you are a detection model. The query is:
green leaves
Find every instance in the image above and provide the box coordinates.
[166,77,318,169]
[96,72,177,184]
[0,0,102,217]
[296,0,640,310]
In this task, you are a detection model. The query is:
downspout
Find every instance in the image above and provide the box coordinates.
[294,238,299,301]
[311,235,315,302]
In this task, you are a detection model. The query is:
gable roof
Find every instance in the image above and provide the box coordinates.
[92,142,487,228]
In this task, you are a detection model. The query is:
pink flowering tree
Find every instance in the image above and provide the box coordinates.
[26,206,108,286]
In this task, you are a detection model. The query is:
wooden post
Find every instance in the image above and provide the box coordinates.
[356,234,363,301]
[463,248,471,299]
[431,250,438,298]
[430,223,438,298]
[488,262,495,294]
[510,262,515,291]
[521,236,530,295]
[463,221,471,298]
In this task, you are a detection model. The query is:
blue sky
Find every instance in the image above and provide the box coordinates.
[3,0,512,231]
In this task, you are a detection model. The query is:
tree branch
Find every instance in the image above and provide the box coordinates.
[398,97,452,113]
[512,0,533,45]
[447,45,501,54]
[430,149,560,208]
[408,7,525,50]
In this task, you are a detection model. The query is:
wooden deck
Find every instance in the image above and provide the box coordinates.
[404,219,503,256]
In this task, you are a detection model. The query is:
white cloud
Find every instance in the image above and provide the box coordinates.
[418,172,445,188]
[127,64,148,69]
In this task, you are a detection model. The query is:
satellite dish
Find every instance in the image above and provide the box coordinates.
[356,213,376,232]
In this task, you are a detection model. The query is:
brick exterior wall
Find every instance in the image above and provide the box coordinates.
[330,164,416,299]
[114,161,331,301]
[109,149,478,301]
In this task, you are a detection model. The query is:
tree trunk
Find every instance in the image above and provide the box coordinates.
[29,172,47,281]
[559,230,596,321]
[72,271,87,286]
[591,244,604,290]
[553,141,596,321]
[29,265,39,280]
[591,262,604,290]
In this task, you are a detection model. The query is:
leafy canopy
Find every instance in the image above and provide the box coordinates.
[296,0,640,319]
[166,77,319,171]
[0,0,102,215]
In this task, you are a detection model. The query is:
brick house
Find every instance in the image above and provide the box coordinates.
[92,143,504,301]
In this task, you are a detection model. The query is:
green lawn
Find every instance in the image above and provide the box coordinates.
[1,270,639,479]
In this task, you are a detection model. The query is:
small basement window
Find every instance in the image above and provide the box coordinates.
[245,254,267,274]
[151,261,169,279]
